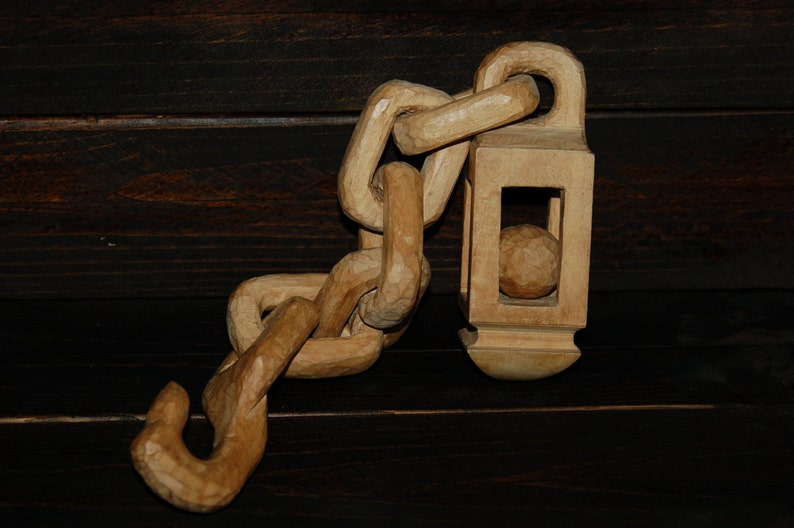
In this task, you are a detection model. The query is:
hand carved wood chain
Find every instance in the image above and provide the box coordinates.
[131,41,594,513]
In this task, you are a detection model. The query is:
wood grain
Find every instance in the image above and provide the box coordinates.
[1,3,791,114]
[1,292,792,418]
[1,5,791,523]
[2,112,792,298]
[2,407,792,526]
[1,291,791,523]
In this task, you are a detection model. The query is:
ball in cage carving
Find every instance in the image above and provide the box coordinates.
[499,224,560,299]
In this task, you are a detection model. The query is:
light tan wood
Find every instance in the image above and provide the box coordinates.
[285,250,432,378]
[358,255,431,348]
[287,249,385,378]
[459,42,594,381]
[358,226,383,250]
[415,139,470,226]
[130,297,318,513]
[226,251,382,346]
[499,224,560,299]
[132,41,596,512]
[355,223,434,347]
[337,79,468,231]
[392,74,539,155]
[285,319,383,378]
[458,327,581,381]
[227,273,328,355]
[311,248,382,338]
[475,41,586,131]
[225,253,383,379]
[224,245,430,379]
[358,161,424,329]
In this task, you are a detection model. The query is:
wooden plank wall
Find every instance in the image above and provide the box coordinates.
[1,1,792,299]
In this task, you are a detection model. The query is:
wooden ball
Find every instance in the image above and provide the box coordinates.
[499,224,560,299]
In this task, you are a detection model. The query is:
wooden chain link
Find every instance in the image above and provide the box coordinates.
[131,297,318,512]
[337,79,469,231]
[392,74,539,155]
[357,162,425,329]
[131,42,543,513]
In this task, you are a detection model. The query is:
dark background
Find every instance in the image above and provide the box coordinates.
[1,2,792,526]
[2,1,791,298]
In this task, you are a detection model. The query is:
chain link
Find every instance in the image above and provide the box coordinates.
[222,55,542,378]
[133,42,549,512]
[357,161,425,329]
[337,79,469,232]
[392,74,539,155]
[475,41,586,129]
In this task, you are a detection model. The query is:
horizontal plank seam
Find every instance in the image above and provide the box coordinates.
[1,403,782,424]
[271,404,722,418]
[1,108,793,131]
[0,114,360,131]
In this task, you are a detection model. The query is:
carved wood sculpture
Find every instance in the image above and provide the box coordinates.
[131,41,593,512]
[457,42,594,381]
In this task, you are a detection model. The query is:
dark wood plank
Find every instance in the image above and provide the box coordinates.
[587,111,794,291]
[2,112,792,297]
[1,292,791,418]
[5,0,786,17]
[1,407,792,526]
[1,2,791,114]
[1,292,791,524]
[0,122,358,297]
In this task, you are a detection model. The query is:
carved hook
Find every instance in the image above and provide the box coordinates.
[131,297,318,513]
